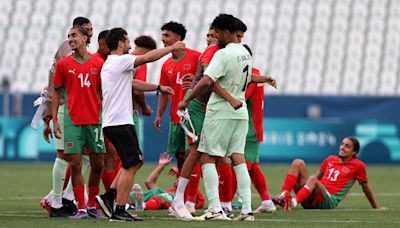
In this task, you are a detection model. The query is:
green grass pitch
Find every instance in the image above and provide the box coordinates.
[0,163,399,228]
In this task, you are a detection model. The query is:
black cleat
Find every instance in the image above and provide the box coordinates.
[62,198,78,215]
[110,211,135,222]
[95,194,114,218]
[49,206,71,217]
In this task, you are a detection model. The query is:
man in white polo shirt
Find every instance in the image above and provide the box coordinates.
[96,27,184,222]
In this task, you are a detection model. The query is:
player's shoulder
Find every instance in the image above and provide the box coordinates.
[89,53,104,65]
[186,48,201,56]
[58,54,74,65]
[325,155,340,162]
[351,157,367,167]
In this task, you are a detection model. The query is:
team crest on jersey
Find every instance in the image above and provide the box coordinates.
[183,64,191,70]
[91,68,98,74]
[66,142,74,148]
[341,167,350,173]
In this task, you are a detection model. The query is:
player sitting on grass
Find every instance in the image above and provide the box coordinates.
[273,136,383,210]
[129,152,204,211]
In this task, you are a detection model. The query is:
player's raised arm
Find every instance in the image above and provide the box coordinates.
[145,152,173,190]
[134,41,185,68]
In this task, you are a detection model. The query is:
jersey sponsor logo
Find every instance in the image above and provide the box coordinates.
[183,64,191,70]
[91,68,98,74]
[328,162,333,167]
[68,69,76,75]
[66,142,74,148]
[341,167,350,173]
[167,70,173,74]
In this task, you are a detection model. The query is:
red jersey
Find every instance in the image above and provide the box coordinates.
[134,64,147,81]
[191,44,220,104]
[320,155,368,202]
[92,52,106,61]
[53,54,103,126]
[245,68,264,142]
[159,48,201,124]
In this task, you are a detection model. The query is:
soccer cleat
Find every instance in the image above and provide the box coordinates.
[222,207,234,218]
[40,199,51,214]
[87,208,106,219]
[95,194,114,218]
[233,212,255,221]
[193,210,231,221]
[49,206,71,217]
[168,202,193,221]
[185,204,196,216]
[254,204,277,213]
[69,210,88,219]
[62,198,78,215]
[132,184,144,211]
[110,210,143,222]
[282,190,292,211]
[271,196,285,207]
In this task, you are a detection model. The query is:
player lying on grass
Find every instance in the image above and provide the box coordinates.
[273,136,384,210]
[129,152,204,210]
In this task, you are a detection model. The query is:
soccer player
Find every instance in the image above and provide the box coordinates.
[175,14,256,221]
[41,17,93,217]
[52,26,105,219]
[93,29,110,61]
[95,27,182,222]
[230,44,276,213]
[128,152,204,210]
[273,137,381,210]
[153,21,201,211]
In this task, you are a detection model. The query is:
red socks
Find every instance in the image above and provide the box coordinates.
[249,162,271,200]
[282,174,298,193]
[295,186,311,204]
[101,172,115,192]
[73,185,86,210]
[87,185,100,208]
[185,163,201,203]
[218,163,233,203]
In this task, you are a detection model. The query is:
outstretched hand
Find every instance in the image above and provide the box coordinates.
[158,152,172,166]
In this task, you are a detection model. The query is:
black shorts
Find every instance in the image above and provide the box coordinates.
[103,124,143,168]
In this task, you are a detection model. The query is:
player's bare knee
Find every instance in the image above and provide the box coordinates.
[292,159,305,168]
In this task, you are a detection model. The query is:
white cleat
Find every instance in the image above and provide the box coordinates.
[193,210,231,221]
[233,213,255,221]
[254,204,277,213]
[168,202,193,221]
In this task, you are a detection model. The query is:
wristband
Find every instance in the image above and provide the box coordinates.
[156,85,161,96]
[53,116,58,123]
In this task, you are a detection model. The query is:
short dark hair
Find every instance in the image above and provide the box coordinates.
[134,35,157,50]
[72,17,91,26]
[347,136,360,153]
[98,30,109,42]
[243,44,252,56]
[211,14,237,33]
[160,21,187,41]
[234,17,247,33]
[105,28,128,51]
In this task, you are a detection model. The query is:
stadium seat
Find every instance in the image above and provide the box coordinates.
[15,0,32,14]
[0,0,13,14]
[30,13,48,28]
[53,1,71,16]
[0,13,9,28]
[34,0,52,15]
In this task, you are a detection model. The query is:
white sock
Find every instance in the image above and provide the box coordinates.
[262,199,273,207]
[185,201,195,209]
[174,177,189,203]
[51,195,62,209]
[291,198,298,208]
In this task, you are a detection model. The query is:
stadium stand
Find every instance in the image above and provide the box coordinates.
[0,0,398,95]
